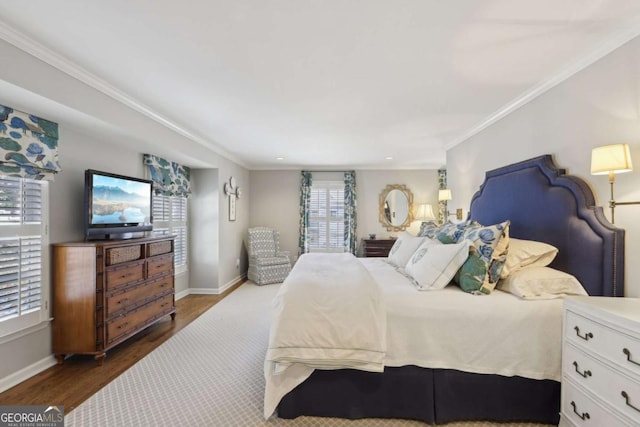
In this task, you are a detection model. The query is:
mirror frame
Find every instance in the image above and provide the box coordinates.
[378,184,414,231]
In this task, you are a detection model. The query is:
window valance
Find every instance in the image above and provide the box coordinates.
[0,104,61,181]
[143,153,191,197]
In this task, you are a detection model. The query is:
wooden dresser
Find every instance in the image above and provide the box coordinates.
[561,296,640,426]
[53,235,176,365]
[362,238,396,257]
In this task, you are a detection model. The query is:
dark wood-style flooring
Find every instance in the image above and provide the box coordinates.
[0,280,245,413]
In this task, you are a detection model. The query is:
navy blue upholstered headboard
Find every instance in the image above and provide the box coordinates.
[468,155,624,297]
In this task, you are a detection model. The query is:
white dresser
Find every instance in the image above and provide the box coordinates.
[561,296,640,427]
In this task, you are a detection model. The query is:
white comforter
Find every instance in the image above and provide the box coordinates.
[263,256,564,419]
[264,253,386,418]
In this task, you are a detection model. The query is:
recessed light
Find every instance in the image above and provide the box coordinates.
[385,156,393,160]
[276,157,284,160]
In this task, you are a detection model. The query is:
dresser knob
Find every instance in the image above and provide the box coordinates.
[623,348,640,367]
[622,391,640,413]
[117,322,129,330]
[574,326,593,341]
[570,401,590,420]
[572,361,592,378]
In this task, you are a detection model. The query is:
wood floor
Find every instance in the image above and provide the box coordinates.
[0,280,245,413]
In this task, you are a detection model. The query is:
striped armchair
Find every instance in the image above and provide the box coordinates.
[247,227,291,285]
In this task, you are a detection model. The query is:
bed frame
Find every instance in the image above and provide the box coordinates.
[277,155,625,424]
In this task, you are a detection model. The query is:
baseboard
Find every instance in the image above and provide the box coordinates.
[0,355,57,394]
[218,273,246,294]
[174,288,190,301]
[188,273,247,295]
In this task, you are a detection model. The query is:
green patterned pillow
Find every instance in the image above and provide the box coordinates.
[454,220,510,295]
[436,221,470,244]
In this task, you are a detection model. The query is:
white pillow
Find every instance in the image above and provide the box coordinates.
[500,238,558,278]
[497,267,588,300]
[405,240,470,290]
[387,232,426,267]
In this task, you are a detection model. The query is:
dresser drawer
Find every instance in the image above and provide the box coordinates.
[566,311,640,377]
[147,254,174,278]
[105,261,145,290]
[105,275,174,318]
[106,294,174,345]
[564,343,640,423]
[562,379,631,427]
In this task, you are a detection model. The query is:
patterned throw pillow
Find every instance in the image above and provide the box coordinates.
[436,221,470,244]
[417,221,439,239]
[387,232,426,268]
[454,220,510,295]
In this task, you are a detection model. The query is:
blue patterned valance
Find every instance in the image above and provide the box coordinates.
[0,104,60,181]
[143,153,191,197]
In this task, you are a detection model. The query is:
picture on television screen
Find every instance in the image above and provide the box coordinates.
[91,174,151,225]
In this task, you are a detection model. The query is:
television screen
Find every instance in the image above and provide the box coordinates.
[85,170,153,238]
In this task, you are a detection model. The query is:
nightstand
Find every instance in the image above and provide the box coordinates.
[361,239,395,257]
[560,296,640,426]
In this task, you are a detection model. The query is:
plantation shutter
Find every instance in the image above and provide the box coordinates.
[152,194,187,270]
[0,176,43,323]
[308,181,346,252]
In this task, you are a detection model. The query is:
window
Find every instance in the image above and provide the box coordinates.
[0,177,48,337]
[153,195,188,272]
[308,181,346,252]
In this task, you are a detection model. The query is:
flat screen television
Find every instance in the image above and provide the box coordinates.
[84,169,153,239]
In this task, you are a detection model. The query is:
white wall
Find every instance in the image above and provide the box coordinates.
[249,169,440,259]
[447,36,640,297]
[190,165,250,293]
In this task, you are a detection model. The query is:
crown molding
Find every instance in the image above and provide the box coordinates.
[444,15,640,151]
[0,19,247,168]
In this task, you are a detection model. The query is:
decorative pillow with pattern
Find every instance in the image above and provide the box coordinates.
[405,240,470,290]
[417,221,439,239]
[454,220,510,295]
[436,221,470,244]
[387,232,426,268]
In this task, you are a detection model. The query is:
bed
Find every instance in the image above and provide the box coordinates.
[266,155,625,425]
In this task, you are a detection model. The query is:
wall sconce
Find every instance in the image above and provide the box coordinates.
[591,143,639,223]
[438,188,463,221]
[414,203,436,224]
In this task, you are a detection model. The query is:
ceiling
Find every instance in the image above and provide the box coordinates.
[1,0,640,170]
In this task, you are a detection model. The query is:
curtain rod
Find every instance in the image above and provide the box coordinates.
[301,170,355,173]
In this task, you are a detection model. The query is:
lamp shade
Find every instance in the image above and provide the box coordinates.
[438,189,452,201]
[414,203,436,221]
[591,144,633,175]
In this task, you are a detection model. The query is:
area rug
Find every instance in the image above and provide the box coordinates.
[66,283,553,427]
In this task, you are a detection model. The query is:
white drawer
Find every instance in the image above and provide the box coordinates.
[562,379,631,427]
[564,343,640,423]
[566,311,640,377]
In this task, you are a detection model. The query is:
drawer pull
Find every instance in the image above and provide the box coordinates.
[572,361,592,378]
[622,391,640,413]
[574,326,593,341]
[570,401,590,420]
[120,272,134,279]
[623,348,640,367]
[117,322,129,330]
[117,298,129,305]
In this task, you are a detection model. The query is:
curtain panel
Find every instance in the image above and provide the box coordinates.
[298,171,312,255]
[344,171,357,254]
[143,154,192,197]
[0,104,61,181]
[438,168,447,224]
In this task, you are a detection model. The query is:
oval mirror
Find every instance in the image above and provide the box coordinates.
[379,184,414,231]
